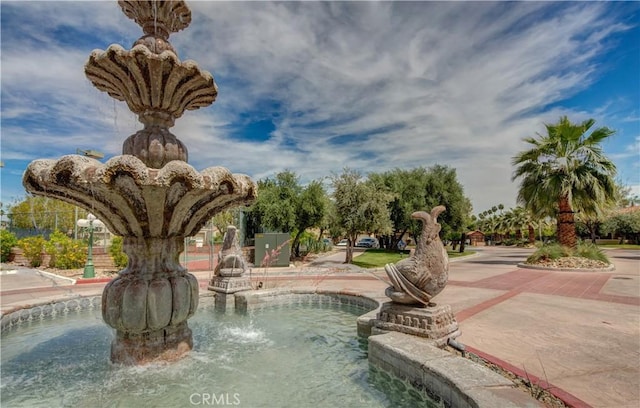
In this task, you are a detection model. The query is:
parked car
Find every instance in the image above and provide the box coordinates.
[355,237,379,248]
[336,239,349,247]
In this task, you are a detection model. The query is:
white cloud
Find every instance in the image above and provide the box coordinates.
[1,1,635,213]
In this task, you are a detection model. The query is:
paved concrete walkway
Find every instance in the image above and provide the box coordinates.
[1,247,638,408]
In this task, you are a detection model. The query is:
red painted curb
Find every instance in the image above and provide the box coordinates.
[74,274,380,286]
[75,277,113,284]
[465,345,593,408]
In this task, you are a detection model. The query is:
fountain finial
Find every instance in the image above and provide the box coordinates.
[119,0,191,37]
[119,0,191,55]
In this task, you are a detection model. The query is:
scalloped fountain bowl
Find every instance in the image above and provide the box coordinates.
[23,153,256,364]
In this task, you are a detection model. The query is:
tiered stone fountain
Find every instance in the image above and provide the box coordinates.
[22,0,257,365]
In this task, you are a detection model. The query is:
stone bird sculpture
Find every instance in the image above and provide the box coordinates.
[384,206,449,307]
[215,225,247,277]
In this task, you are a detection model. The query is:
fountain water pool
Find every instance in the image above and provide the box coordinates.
[1,295,434,407]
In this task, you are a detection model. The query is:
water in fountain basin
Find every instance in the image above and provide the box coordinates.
[1,298,435,407]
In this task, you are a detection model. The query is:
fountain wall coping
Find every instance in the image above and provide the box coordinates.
[368,331,543,408]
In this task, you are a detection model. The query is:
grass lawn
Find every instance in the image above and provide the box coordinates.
[448,250,475,258]
[598,244,640,250]
[352,248,475,268]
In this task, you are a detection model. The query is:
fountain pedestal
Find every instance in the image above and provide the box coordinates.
[102,236,199,363]
[373,303,460,347]
[111,321,193,364]
[209,277,253,294]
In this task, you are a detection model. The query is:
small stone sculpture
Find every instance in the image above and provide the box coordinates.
[215,226,247,277]
[208,225,252,300]
[384,206,449,306]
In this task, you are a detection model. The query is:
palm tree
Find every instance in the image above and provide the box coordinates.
[494,212,509,243]
[512,116,617,248]
[501,209,519,240]
[486,215,499,244]
[507,206,539,243]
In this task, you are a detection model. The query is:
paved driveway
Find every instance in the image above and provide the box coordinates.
[440,246,640,408]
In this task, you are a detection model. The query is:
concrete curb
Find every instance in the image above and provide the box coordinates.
[465,345,592,408]
[449,251,482,262]
[36,269,76,285]
[516,262,616,272]
[76,277,112,284]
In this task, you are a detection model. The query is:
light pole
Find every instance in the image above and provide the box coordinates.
[74,148,103,241]
[74,206,79,239]
[77,213,104,278]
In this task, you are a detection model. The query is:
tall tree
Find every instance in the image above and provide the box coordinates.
[331,168,392,263]
[369,165,471,248]
[368,167,428,249]
[211,209,238,240]
[250,171,300,233]
[511,206,538,244]
[245,171,328,258]
[601,209,640,244]
[613,181,636,208]
[8,196,85,234]
[512,116,617,248]
[291,180,327,257]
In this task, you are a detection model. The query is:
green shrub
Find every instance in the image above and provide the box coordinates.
[1,230,18,262]
[298,231,332,255]
[516,239,531,247]
[575,242,609,264]
[109,236,128,269]
[45,230,86,269]
[526,243,571,263]
[527,242,610,264]
[503,238,516,246]
[17,236,46,267]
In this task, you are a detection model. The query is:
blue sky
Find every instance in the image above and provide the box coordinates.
[1,1,639,215]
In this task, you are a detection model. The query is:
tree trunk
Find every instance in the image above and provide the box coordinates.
[344,246,352,263]
[557,195,577,248]
[459,232,466,253]
[528,225,535,244]
[379,235,387,249]
[392,228,408,250]
[291,230,304,259]
[344,235,356,263]
[515,229,522,240]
